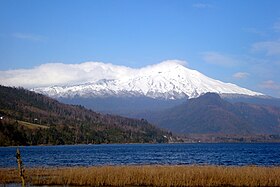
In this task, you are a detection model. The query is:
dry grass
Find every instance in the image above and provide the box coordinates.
[1,165,280,186]
[18,120,49,129]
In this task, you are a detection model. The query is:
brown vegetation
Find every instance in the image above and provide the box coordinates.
[17,120,49,130]
[1,165,280,186]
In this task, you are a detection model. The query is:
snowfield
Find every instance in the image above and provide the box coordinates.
[33,60,263,99]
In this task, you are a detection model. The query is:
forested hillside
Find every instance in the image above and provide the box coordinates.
[144,93,280,135]
[0,85,172,146]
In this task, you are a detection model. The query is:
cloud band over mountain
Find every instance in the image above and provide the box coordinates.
[0,60,186,88]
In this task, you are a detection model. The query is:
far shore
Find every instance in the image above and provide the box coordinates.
[1,165,280,186]
[2,141,280,148]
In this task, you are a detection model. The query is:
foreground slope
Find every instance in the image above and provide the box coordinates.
[144,93,280,135]
[0,85,171,146]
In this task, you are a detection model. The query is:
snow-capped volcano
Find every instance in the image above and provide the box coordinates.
[33,60,263,99]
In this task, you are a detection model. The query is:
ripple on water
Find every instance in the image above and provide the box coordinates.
[0,143,279,168]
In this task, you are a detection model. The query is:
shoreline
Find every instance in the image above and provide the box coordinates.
[2,141,280,148]
[1,165,280,186]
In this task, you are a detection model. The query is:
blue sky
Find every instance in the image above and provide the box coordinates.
[1,0,280,97]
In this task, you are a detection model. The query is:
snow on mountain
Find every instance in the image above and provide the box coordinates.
[33,60,264,99]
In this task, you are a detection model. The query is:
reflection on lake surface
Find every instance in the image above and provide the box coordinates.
[0,143,280,168]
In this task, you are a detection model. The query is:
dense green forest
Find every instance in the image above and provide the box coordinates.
[0,85,173,146]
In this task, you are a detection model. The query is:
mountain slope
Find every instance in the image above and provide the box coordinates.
[58,96,186,116]
[223,95,280,108]
[0,85,172,146]
[143,93,280,135]
[33,61,263,100]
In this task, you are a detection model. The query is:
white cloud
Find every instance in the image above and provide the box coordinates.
[259,80,280,90]
[233,72,250,79]
[243,28,266,36]
[0,60,186,88]
[273,20,280,32]
[192,3,213,8]
[0,62,134,88]
[12,33,46,42]
[159,59,188,66]
[201,52,238,66]
[251,41,280,56]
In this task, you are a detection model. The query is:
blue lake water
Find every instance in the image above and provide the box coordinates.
[0,143,280,168]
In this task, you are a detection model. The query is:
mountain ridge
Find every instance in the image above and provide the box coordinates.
[140,93,280,135]
[32,61,263,100]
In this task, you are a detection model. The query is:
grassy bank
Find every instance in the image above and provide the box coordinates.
[1,165,280,186]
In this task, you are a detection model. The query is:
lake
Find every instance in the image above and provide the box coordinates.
[0,143,280,168]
